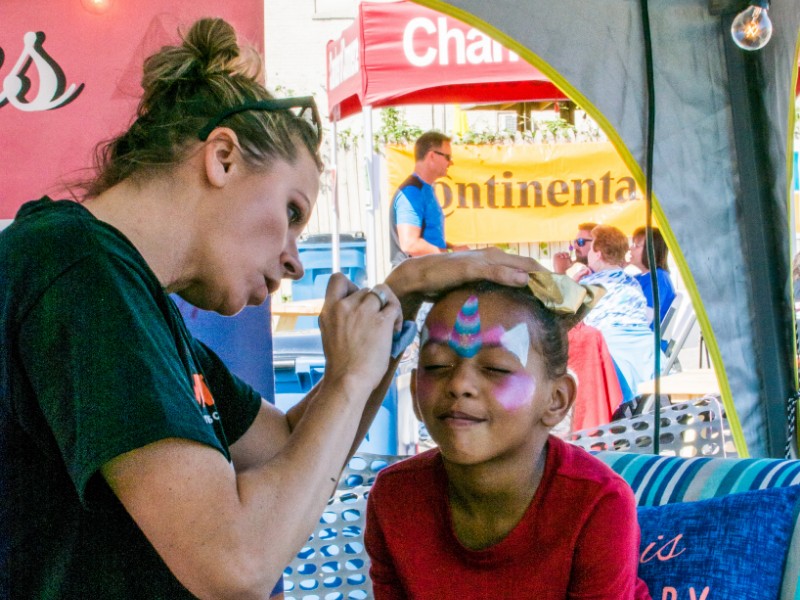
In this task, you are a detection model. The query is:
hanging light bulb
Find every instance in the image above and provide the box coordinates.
[731,0,773,51]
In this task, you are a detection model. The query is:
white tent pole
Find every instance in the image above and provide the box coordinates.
[363,105,378,287]
[330,116,341,275]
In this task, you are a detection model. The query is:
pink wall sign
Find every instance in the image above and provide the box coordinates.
[0,0,264,220]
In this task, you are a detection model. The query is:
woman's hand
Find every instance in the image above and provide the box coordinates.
[384,247,547,320]
[317,274,402,397]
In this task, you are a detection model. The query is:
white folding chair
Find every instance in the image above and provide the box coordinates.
[661,294,697,374]
[635,293,698,414]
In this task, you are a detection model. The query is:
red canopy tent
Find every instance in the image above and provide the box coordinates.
[325,0,568,282]
[326,0,566,121]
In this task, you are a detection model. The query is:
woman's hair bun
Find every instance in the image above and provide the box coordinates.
[182,18,242,76]
[139,17,261,112]
[80,16,319,199]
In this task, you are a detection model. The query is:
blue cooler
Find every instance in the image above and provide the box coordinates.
[291,233,367,329]
[273,329,398,455]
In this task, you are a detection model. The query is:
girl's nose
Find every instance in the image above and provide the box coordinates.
[446,361,479,398]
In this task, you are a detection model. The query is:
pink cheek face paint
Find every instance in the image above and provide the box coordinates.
[414,371,435,405]
[492,372,536,411]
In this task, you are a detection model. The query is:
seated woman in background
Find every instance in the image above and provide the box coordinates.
[582,225,664,401]
[629,226,676,327]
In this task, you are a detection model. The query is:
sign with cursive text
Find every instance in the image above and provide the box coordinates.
[1,31,84,112]
[639,533,710,600]
[0,0,263,221]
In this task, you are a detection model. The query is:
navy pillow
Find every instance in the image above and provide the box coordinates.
[637,485,800,600]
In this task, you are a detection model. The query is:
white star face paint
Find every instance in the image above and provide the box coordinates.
[499,323,530,367]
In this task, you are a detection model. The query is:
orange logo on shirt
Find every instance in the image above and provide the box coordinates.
[192,374,215,407]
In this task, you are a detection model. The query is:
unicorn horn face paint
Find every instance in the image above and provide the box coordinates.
[420,295,530,367]
[449,294,481,357]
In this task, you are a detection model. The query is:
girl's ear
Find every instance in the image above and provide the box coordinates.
[203,128,240,188]
[541,373,577,428]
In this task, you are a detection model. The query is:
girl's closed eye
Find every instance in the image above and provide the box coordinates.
[419,352,453,372]
[479,346,528,372]
[419,345,456,372]
[482,365,512,375]
[422,363,453,372]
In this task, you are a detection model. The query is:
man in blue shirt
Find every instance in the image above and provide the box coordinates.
[390,131,464,266]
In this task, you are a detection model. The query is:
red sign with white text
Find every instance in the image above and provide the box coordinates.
[326,0,566,121]
[0,0,263,220]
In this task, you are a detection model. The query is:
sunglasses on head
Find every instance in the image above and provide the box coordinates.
[432,150,452,162]
[573,238,593,248]
[198,96,322,148]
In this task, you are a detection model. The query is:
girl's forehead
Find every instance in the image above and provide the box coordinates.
[429,291,525,325]
[423,293,532,363]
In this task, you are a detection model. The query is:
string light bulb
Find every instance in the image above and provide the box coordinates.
[731,0,773,51]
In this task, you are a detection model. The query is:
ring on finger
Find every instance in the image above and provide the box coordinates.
[367,287,388,310]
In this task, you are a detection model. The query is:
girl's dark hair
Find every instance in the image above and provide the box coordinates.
[81,18,322,198]
[633,226,670,272]
[429,281,570,379]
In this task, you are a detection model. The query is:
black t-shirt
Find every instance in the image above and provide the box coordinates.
[0,198,263,598]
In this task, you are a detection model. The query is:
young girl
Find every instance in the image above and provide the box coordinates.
[365,276,651,599]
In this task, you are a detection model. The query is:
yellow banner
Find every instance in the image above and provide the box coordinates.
[386,142,645,244]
